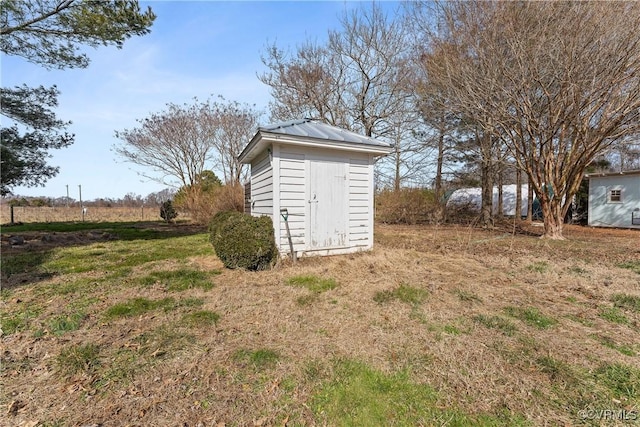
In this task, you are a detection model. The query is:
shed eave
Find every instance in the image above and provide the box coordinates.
[585,169,640,178]
[238,131,393,164]
[237,132,265,164]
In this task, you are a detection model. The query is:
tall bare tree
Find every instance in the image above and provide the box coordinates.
[421,1,640,238]
[114,97,261,191]
[260,3,423,189]
[208,96,262,185]
[260,42,348,127]
[114,99,217,189]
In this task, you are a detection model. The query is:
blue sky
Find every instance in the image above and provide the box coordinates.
[2,1,400,201]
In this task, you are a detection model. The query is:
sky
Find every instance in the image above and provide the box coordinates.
[1,1,400,201]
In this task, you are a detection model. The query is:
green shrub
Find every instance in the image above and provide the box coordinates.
[160,200,178,222]
[209,210,240,243]
[209,211,278,271]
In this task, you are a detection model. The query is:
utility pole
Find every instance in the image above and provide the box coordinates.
[66,185,69,208]
[79,185,84,222]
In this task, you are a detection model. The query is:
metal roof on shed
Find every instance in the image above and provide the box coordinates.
[238,118,393,163]
[260,119,392,147]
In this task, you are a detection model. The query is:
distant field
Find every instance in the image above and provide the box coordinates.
[0,205,183,223]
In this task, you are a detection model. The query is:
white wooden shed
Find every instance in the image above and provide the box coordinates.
[238,119,393,257]
[587,170,640,229]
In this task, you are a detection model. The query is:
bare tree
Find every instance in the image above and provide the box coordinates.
[260,42,348,127]
[413,54,473,220]
[114,99,217,188]
[208,96,262,185]
[421,1,640,238]
[260,3,423,189]
[114,97,261,190]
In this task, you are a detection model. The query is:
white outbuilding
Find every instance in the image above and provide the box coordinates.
[446,184,540,218]
[238,119,393,257]
[587,170,640,229]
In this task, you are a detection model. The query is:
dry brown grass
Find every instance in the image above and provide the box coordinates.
[1,222,639,426]
[0,205,195,224]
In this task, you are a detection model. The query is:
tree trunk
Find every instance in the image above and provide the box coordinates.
[480,155,494,228]
[515,167,522,220]
[526,177,533,221]
[539,194,565,239]
[394,145,401,191]
[496,169,503,219]
[434,130,445,222]
[480,133,494,228]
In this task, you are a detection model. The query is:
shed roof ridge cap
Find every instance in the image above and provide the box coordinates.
[259,118,312,132]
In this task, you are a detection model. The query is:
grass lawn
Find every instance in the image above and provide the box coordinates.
[1,221,639,426]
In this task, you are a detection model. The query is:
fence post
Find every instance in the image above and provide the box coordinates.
[10,205,14,224]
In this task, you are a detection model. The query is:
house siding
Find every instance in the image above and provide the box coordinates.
[588,174,640,229]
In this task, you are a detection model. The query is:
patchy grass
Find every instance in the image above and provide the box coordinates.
[233,348,280,370]
[611,293,640,313]
[47,312,86,336]
[455,289,483,303]
[1,307,42,336]
[504,306,558,329]
[618,260,640,274]
[138,268,218,291]
[181,310,220,327]
[2,222,639,426]
[599,306,629,325]
[104,297,175,319]
[311,359,529,426]
[287,274,338,306]
[286,274,338,293]
[373,283,428,306]
[592,334,637,357]
[56,343,101,376]
[472,314,518,336]
[526,261,549,273]
[594,363,640,400]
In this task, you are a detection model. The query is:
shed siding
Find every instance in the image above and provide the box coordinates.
[588,174,640,229]
[278,151,306,253]
[250,150,273,219]
[349,157,372,249]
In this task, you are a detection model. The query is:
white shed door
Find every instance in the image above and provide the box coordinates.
[309,159,348,249]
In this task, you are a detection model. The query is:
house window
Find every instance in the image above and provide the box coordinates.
[608,189,622,203]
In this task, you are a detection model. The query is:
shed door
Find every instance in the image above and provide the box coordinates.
[309,159,348,249]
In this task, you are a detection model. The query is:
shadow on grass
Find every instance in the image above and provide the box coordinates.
[1,221,207,290]
[1,220,205,240]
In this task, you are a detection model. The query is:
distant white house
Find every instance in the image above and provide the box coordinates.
[238,119,393,257]
[587,170,640,229]
[446,184,534,218]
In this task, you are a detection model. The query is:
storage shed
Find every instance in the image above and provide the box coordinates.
[238,119,393,257]
[587,170,640,229]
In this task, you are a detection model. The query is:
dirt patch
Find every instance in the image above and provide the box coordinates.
[1,230,117,252]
